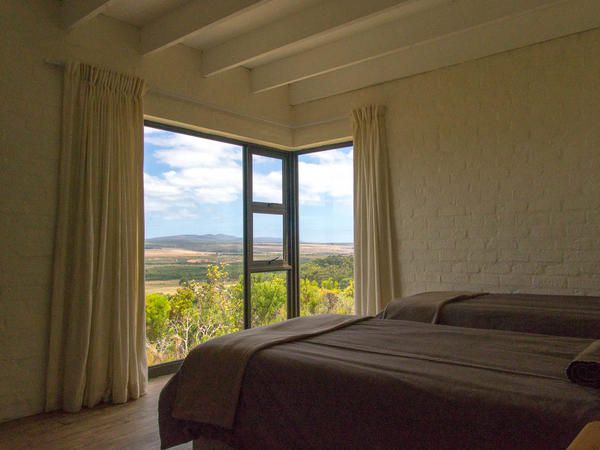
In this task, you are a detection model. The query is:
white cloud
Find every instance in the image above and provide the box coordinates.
[298,148,353,204]
[253,171,282,203]
[250,154,282,203]
[143,127,353,220]
[144,128,243,220]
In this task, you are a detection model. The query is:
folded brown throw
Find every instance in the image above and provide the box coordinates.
[567,340,600,388]
[381,291,485,323]
[171,314,368,430]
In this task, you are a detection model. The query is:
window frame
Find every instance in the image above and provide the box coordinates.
[246,147,290,270]
[244,146,297,328]
[144,119,351,376]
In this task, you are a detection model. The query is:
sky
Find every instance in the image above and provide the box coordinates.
[144,126,353,243]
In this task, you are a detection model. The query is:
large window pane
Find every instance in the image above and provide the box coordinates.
[253,213,284,262]
[298,147,354,316]
[250,272,288,327]
[252,154,283,203]
[144,126,244,365]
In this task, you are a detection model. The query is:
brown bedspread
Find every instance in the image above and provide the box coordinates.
[160,318,600,450]
[382,292,600,338]
[171,314,364,429]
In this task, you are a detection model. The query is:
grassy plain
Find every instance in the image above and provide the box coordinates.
[144,242,353,294]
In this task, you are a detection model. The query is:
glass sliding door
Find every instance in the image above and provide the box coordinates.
[297,145,354,316]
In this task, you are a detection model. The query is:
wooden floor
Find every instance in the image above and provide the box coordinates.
[0,375,191,450]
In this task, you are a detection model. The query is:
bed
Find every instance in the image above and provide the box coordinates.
[159,315,600,450]
[380,292,600,338]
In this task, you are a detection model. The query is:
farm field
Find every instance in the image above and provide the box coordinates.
[145,280,181,295]
[144,237,353,294]
[143,235,354,365]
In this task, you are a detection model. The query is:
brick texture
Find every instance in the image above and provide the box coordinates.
[387,30,600,297]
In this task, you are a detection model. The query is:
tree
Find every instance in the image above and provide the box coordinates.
[250,273,287,326]
[145,293,170,341]
[168,286,199,360]
[145,293,172,365]
[144,256,355,364]
[300,278,321,315]
[300,255,353,288]
[186,264,243,342]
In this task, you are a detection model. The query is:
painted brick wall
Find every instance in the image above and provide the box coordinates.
[389,31,600,295]
[0,12,62,424]
[293,28,600,297]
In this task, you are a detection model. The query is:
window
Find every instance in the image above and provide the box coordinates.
[144,122,353,370]
[244,148,293,328]
[143,125,244,365]
[298,146,354,316]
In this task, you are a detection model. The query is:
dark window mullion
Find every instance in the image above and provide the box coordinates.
[288,154,300,319]
[281,155,290,268]
[243,148,252,329]
[252,204,285,215]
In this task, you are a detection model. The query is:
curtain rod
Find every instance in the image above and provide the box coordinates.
[43,59,348,130]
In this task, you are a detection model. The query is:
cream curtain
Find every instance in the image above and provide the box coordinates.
[46,62,147,412]
[352,105,396,316]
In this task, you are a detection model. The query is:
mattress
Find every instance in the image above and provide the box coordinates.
[381,292,600,338]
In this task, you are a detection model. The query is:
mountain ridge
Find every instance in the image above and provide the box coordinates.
[146,233,242,243]
[144,234,352,250]
[145,234,284,252]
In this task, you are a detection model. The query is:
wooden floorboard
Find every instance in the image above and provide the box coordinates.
[0,375,191,450]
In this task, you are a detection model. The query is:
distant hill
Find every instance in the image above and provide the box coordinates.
[145,234,241,252]
[145,234,281,252]
[147,234,242,244]
[254,237,283,243]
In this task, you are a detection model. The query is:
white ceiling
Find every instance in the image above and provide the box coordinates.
[63,0,600,105]
[102,0,189,27]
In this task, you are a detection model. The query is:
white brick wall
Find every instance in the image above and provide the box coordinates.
[0,1,62,420]
[386,30,600,296]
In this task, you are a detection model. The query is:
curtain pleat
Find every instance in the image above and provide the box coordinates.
[46,62,147,412]
[352,105,396,315]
